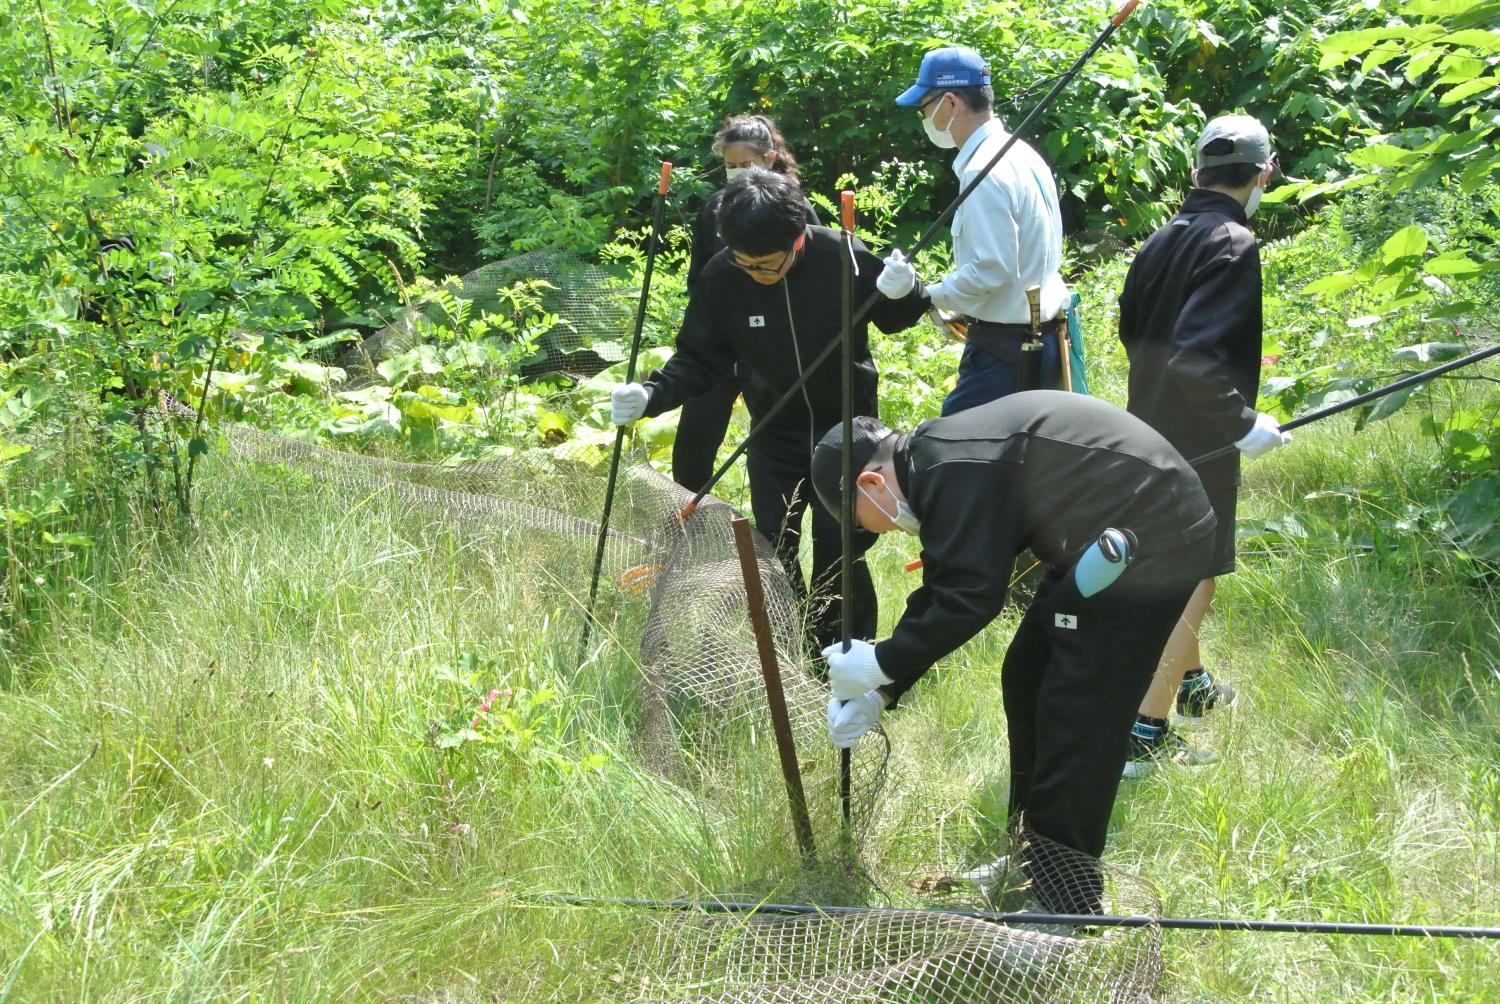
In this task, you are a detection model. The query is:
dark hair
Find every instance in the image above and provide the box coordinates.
[717,168,808,256]
[927,85,993,114]
[1195,162,1262,190]
[711,114,800,181]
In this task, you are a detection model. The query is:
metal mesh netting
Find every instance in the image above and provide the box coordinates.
[219,422,889,840]
[206,247,1165,1001]
[595,829,1164,1003]
[212,425,1165,1002]
[336,250,640,382]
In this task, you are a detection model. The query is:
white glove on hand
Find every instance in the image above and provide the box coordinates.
[610,383,650,426]
[822,639,894,701]
[876,249,917,300]
[1234,411,1292,460]
[827,691,885,749]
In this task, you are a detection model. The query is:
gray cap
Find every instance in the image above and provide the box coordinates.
[1195,115,1272,169]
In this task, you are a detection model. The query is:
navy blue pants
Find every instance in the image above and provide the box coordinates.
[941,333,1063,417]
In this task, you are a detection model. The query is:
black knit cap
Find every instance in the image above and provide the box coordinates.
[811,416,895,520]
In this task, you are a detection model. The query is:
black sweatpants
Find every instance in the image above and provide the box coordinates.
[1001,550,1205,912]
[746,428,878,651]
[671,376,739,494]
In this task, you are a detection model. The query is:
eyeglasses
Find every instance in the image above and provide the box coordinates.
[916,92,945,115]
[730,234,804,278]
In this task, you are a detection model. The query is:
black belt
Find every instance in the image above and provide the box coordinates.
[962,318,1062,337]
[964,318,1061,357]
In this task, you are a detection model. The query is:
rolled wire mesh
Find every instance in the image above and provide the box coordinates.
[205,248,1164,1000]
[606,834,1161,1004]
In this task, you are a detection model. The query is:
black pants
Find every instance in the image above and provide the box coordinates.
[672,376,739,494]
[1001,551,1205,912]
[746,430,878,651]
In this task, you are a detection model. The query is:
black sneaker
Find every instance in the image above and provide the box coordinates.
[1122,725,1216,779]
[1176,667,1237,721]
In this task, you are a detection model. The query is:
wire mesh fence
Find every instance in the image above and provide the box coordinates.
[208,246,1165,1001]
[336,250,642,383]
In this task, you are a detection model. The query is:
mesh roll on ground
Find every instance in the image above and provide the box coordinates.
[210,246,1164,1001]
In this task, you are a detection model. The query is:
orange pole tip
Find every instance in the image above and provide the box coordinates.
[678,501,698,523]
[658,162,673,195]
[905,558,924,572]
[840,190,855,232]
[1112,0,1140,27]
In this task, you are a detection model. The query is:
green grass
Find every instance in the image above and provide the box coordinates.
[2,407,1495,1001]
[5,270,1500,1000]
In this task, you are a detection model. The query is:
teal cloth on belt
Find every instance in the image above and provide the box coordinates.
[1065,290,1090,396]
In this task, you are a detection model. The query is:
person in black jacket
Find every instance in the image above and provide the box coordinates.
[1116,115,1291,777]
[674,115,820,493]
[811,393,1216,912]
[610,168,930,649]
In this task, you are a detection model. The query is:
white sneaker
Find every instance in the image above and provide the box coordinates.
[957,855,1026,897]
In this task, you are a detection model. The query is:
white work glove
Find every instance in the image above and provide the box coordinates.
[827,690,886,749]
[610,383,651,426]
[875,249,917,300]
[822,638,894,701]
[1234,411,1292,460]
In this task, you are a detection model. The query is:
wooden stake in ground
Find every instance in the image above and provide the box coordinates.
[730,516,816,861]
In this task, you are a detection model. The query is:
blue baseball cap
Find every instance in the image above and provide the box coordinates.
[895,46,991,107]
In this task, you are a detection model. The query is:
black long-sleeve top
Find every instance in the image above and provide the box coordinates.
[873,391,1216,700]
[685,189,821,293]
[644,224,929,441]
[1117,189,1264,465]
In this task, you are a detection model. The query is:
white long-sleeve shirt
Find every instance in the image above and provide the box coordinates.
[926,118,1069,325]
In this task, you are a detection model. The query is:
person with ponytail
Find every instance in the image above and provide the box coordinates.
[673,115,820,493]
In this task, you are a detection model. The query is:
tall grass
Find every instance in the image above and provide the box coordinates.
[4,250,1500,1000]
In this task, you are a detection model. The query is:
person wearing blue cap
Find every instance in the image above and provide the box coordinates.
[876,46,1074,416]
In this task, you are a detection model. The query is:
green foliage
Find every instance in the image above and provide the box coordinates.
[0,0,462,534]
[431,651,609,779]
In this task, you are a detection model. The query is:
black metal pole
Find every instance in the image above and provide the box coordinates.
[679,0,1144,517]
[546,894,1500,940]
[838,192,856,831]
[1189,342,1500,468]
[580,162,672,660]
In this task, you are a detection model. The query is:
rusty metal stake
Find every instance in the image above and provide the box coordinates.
[731,516,816,861]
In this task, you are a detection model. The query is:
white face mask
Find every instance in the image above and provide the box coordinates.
[859,484,922,535]
[922,101,957,150]
[725,166,751,182]
[1244,184,1263,218]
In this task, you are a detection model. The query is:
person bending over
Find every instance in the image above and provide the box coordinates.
[813,392,1215,911]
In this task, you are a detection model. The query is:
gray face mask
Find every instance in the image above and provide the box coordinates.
[860,485,921,535]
